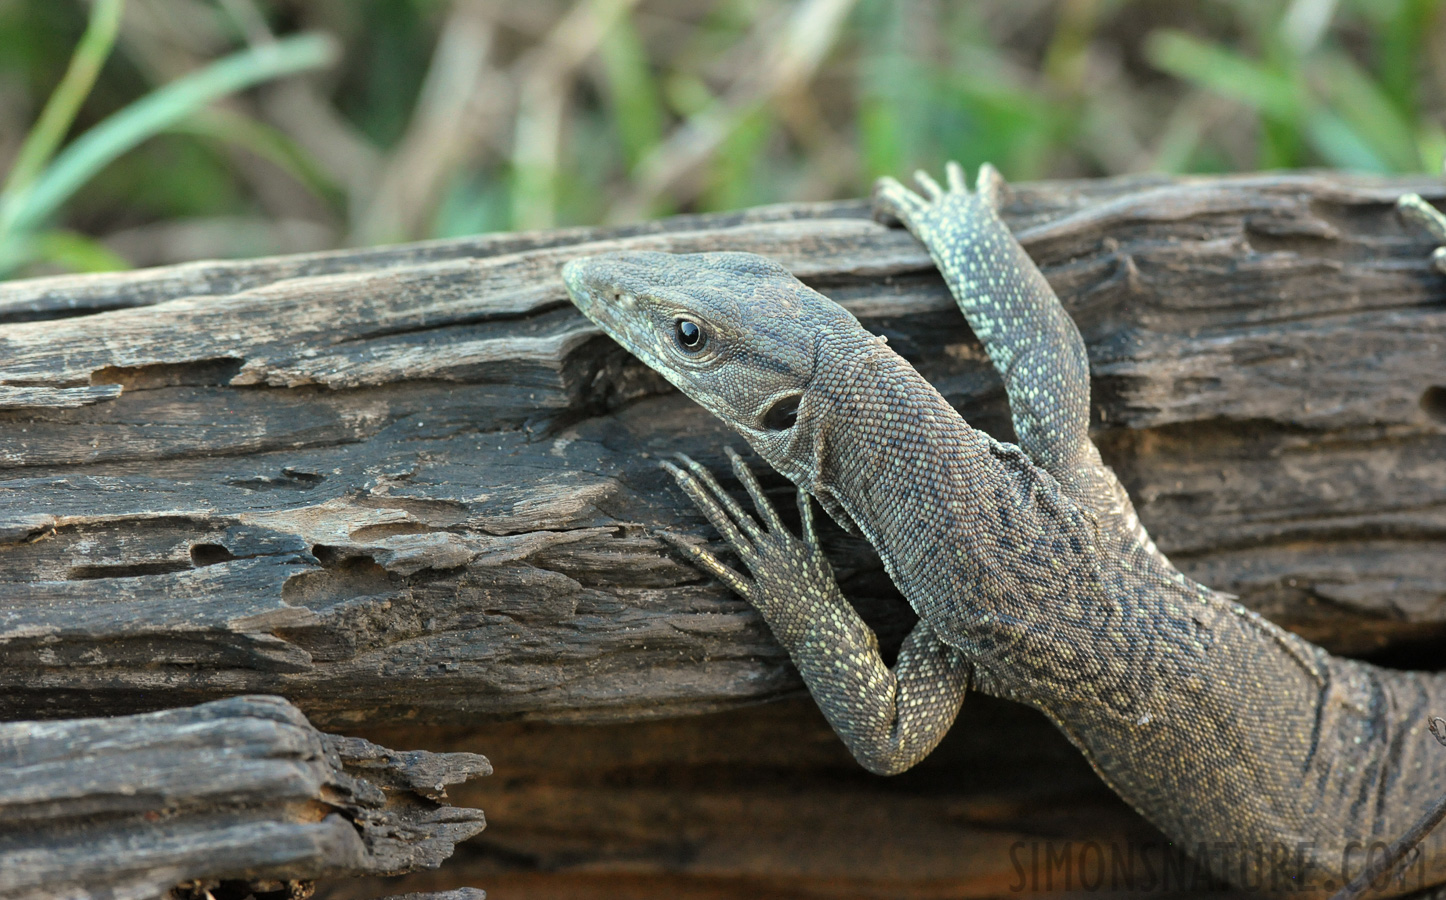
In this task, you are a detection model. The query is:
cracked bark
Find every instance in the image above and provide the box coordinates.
[0,695,490,900]
[0,172,1443,730]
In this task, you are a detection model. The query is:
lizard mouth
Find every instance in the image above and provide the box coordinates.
[560,257,599,316]
[561,256,666,367]
[561,256,621,330]
[561,256,641,315]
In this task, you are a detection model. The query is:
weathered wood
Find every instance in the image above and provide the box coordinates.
[368,892,486,900]
[0,695,490,900]
[0,172,1442,728]
[317,698,1243,900]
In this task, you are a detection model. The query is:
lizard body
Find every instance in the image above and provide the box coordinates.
[562,165,1446,894]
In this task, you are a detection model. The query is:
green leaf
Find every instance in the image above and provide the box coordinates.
[856,0,931,178]
[0,228,132,279]
[1260,116,1309,169]
[27,229,132,273]
[599,12,665,170]
[858,98,903,180]
[702,104,774,212]
[1417,123,1446,176]
[1305,110,1390,171]
[1314,51,1420,172]
[943,77,1066,181]
[1,0,122,199]
[1145,29,1304,122]
[169,107,344,209]
[0,32,339,242]
[1377,0,1436,113]
[433,170,509,238]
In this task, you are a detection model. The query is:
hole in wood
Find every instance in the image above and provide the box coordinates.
[89,357,243,390]
[282,551,395,606]
[190,543,236,567]
[68,561,191,580]
[225,469,326,492]
[1423,386,1446,425]
[175,879,307,900]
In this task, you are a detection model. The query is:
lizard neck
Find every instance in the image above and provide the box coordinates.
[778,331,1074,635]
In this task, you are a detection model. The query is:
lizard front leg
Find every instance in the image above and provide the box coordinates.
[660,449,971,775]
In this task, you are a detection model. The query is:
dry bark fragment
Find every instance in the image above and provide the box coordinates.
[0,695,489,900]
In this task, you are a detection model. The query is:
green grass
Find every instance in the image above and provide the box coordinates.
[1,0,1443,279]
[0,0,338,277]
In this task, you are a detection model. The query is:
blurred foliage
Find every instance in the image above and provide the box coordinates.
[0,0,1443,278]
[0,0,336,275]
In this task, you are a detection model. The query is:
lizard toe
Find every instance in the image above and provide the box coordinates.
[1397,194,1446,267]
[974,162,1005,209]
[913,169,945,201]
[870,175,928,225]
[657,531,754,598]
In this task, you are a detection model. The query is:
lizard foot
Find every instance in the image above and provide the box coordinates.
[658,448,841,638]
[871,160,1006,232]
[1397,193,1446,274]
[659,450,970,777]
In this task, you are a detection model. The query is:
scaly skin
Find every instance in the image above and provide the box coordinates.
[561,166,1446,895]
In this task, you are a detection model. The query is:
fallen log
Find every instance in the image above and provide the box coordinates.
[0,695,490,900]
[0,171,1442,728]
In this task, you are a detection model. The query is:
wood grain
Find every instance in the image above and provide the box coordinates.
[0,172,1442,731]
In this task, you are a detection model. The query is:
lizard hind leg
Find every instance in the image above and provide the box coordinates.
[872,162,1178,574]
[659,450,972,775]
[871,163,1092,482]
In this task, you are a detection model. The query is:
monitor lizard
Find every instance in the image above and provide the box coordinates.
[561,163,1446,895]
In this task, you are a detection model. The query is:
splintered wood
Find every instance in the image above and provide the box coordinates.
[0,696,490,898]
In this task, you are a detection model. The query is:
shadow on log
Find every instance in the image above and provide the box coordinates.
[0,172,1443,730]
[322,696,1220,900]
[0,695,489,899]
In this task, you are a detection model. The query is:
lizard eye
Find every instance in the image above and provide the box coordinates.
[674,318,707,352]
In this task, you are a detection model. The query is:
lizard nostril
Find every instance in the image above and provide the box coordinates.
[1422,386,1446,426]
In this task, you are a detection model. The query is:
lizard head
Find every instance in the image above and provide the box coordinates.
[562,249,863,460]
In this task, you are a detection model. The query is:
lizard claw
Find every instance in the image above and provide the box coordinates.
[657,530,754,599]
[659,457,758,598]
[946,160,969,194]
[974,162,1005,210]
[660,450,834,620]
[660,457,758,566]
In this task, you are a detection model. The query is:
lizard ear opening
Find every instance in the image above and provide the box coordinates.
[761,394,801,431]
